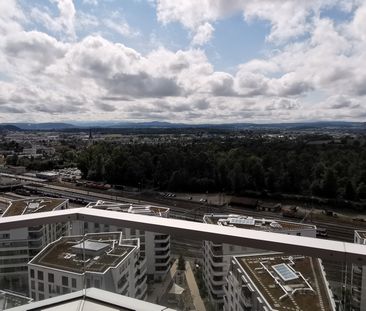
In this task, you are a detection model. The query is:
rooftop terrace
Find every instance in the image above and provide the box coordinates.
[29,232,137,274]
[203,214,316,232]
[86,200,169,217]
[2,198,68,217]
[235,253,334,310]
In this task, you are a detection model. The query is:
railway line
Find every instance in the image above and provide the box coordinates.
[1,183,364,288]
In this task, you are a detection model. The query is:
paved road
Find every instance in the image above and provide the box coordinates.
[185,261,206,311]
[147,259,178,305]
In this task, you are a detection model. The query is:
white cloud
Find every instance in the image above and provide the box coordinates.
[103,19,140,38]
[0,0,365,122]
[191,22,214,46]
[31,0,76,41]
[155,0,359,44]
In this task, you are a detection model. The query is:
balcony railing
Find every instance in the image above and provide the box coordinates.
[1,208,365,264]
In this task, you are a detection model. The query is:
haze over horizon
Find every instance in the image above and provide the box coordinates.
[0,0,365,123]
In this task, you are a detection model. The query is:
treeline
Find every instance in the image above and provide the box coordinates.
[77,138,366,201]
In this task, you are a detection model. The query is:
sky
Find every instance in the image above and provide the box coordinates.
[0,0,365,124]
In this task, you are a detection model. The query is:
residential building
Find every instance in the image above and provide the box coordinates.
[224,252,336,311]
[0,198,69,293]
[71,201,170,281]
[351,230,366,311]
[27,232,147,302]
[202,214,317,309]
[0,206,365,310]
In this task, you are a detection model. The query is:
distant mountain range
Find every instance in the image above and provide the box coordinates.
[1,123,76,130]
[0,124,21,131]
[0,121,365,131]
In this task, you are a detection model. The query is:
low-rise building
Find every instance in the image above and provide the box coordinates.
[71,201,170,281]
[351,230,366,311]
[0,198,69,293]
[0,290,32,310]
[202,214,317,309]
[224,252,336,311]
[28,232,147,302]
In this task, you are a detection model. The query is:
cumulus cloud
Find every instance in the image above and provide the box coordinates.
[4,31,67,72]
[31,0,76,40]
[155,0,359,44]
[0,0,365,122]
[191,22,214,46]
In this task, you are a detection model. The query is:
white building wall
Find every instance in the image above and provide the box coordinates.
[28,242,145,301]
[0,201,69,293]
[202,219,317,310]
[71,221,170,281]
[351,231,366,311]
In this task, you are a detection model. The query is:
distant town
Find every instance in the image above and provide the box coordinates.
[0,124,365,310]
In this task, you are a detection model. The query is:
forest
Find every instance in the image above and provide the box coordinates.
[76,135,366,203]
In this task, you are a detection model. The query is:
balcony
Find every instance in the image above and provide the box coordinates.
[154,242,170,251]
[1,207,366,310]
[154,234,170,243]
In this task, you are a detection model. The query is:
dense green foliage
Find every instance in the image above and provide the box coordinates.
[77,137,366,201]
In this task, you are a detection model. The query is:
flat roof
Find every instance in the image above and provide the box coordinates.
[0,291,32,310]
[5,288,175,311]
[234,253,334,310]
[86,200,169,216]
[2,198,68,217]
[29,233,136,274]
[203,214,316,232]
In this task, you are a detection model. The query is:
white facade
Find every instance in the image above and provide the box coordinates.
[27,232,147,302]
[71,201,170,281]
[202,214,317,310]
[224,252,335,311]
[0,198,69,293]
[351,230,366,311]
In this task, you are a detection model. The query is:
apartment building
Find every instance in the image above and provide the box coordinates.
[71,201,170,281]
[27,232,147,302]
[351,230,366,311]
[224,252,336,311]
[202,214,317,309]
[0,198,69,293]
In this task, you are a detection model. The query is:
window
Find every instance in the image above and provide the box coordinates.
[48,273,54,283]
[31,280,35,290]
[30,269,34,278]
[38,282,44,292]
[62,276,68,286]
[72,278,77,288]
[38,270,43,281]
[39,293,44,300]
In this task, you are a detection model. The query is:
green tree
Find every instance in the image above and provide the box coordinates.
[178,255,186,271]
[357,183,366,200]
[344,180,356,201]
[322,169,338,198]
